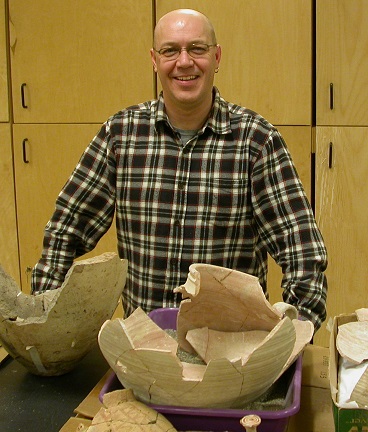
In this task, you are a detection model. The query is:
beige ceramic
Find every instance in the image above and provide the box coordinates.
[337,321,368,364]
[350,366,368,408]
[98,264,313,408]
[79,389,177,432]
[336,308,368,408]
[240,414,262,432]
[0,252,127,376]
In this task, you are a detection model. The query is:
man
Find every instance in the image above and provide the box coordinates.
[32,9,327,331]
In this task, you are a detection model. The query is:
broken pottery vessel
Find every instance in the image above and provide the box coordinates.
[0,252,127,376]
[337,320,368,365]
[98,263,313,409]
[78,388,177,432]
[336,308,368,408]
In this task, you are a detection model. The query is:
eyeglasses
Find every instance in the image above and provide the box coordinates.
[153,43,217,60]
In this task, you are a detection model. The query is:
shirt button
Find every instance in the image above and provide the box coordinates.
[178,181,185,190]
[170,258,178,267]
[174,219,181,227]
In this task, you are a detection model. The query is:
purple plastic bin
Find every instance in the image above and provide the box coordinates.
[99,308,302,432]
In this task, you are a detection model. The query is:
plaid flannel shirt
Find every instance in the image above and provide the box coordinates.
[32,88,327,329]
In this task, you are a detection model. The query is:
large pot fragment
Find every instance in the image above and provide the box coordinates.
[98,264,313,409]
[0,252,127,376]
[79,388,177,432]
[337,321,368,364]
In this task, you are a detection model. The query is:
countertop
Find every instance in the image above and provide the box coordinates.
[0,344,336,432]
[0,346,109,432]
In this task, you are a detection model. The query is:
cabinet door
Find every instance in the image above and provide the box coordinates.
[316,0,368,125]
[315,127,368,346]
[9,0,154,123]
[13,124,117,293]
[156,0,312,125]
[0,0,9,121]
[0,124,20,285]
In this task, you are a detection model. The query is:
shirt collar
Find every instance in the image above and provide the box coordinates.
[154,87,232,136]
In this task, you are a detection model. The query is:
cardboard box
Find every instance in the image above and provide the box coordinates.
[302,344,330,389]
[330,312,368,432]
[287,344,335,432]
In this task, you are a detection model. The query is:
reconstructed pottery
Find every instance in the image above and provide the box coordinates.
[0,252,127,376]
[336,308,368,408]
[78,389,177,432]
[98,264,313,409]
[337,321,368,364]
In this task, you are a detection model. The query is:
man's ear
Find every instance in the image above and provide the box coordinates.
[150,49,158,73]
[215,44,222,69]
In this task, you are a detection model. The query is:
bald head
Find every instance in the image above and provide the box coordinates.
[153,9,217,48]
[150,8,221,128]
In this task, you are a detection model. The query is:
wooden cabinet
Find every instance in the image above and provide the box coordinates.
[0,2,18,284]
[156,0,313,125]
[9,0,155,291]
[316,0,368,125]
[315,1,368,346]
[314,127,368,346]
[0,124,20,285]
[1,0,9,121]
[13,124,118,292]
[9,0,154,123]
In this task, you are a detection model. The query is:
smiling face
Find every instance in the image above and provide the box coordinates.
[151,9,221,118]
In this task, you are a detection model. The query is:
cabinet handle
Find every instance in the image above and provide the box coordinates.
[329,83,334,110]
[22,138,29,163]
[328,142,333,169]
[21,83,28,108]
